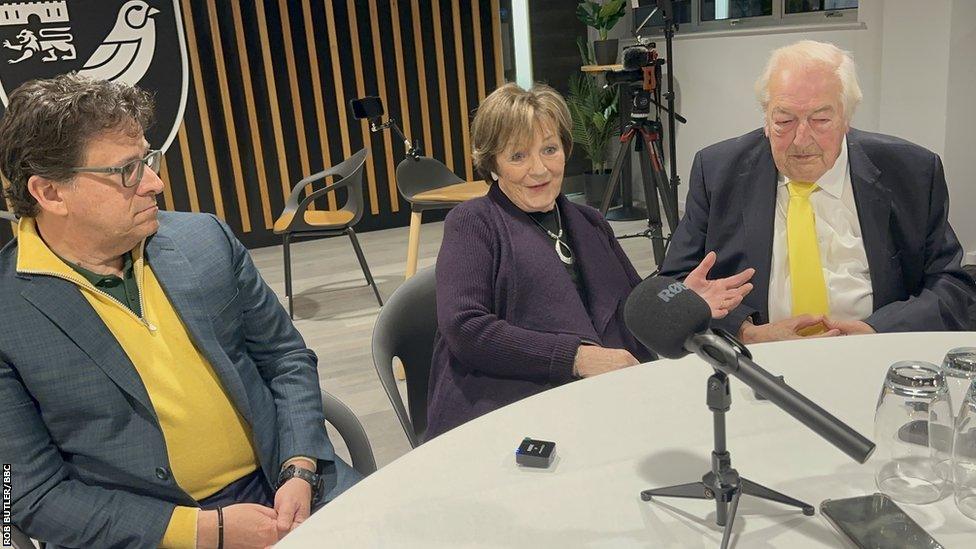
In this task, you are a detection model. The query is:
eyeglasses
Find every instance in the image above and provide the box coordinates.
[70,149,163,188]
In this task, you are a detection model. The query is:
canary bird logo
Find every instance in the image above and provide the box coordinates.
[78,0,160,85]
[0,0,188,153]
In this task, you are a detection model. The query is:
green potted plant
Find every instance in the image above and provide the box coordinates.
[576,0,627,65]
[567,72,619,207]
[576,36,595,67]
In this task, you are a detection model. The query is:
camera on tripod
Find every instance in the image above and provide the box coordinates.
[622,42,662,72]
[605,42,664,118]
[597,0,687,267]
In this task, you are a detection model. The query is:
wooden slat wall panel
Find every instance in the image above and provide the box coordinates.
[345,0,381,216]
[390,0,412,160]
[452,2,474,181]
[491,0,505,88]
[410,0,434,165]
[324,0,352,163]
[430,0,454,173]
[302,0,337,211]
[277,0,313,203]
[0,1,506,249]
[231,1,274,228]
[472,0,487,102]
[369,0,400,213]
[206,0,251,232]
[159,156,176,212]
[175,122,200,212]
[254,1,292,205]
[180,0,225,221]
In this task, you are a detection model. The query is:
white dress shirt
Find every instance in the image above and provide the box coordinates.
[767,137,874,323]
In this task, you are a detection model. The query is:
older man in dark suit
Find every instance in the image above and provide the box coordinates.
[0,75,359,548]
[661,40,974,342]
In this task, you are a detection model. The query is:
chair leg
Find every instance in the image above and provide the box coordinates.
[348,228,383,306]
[405,210,423,280]
[283,234,294,319]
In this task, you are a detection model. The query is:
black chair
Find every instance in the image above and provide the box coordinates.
[322,390,377,476]
[273,148,382,318]
[371,268,437,447]
[396,157,488,279]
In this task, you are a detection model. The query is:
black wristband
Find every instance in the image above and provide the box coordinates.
[216,506,224,549]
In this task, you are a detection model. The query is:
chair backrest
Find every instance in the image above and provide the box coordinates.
[8,524,34,549]
[371,268,437,448]
[322,390,377,476]
[395,156,464,202]
[279,148,369,233]
[0,209,17,222]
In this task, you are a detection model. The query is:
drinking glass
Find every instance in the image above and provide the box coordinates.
[942,347,976,418]
[873,361,952,504]
[952,378,976,520]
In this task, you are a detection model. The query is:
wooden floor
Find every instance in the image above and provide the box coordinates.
[250,213,659,469]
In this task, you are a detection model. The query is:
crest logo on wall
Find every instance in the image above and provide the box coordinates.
[0,1,188,152]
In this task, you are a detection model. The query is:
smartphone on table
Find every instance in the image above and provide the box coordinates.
[820,493,944,549]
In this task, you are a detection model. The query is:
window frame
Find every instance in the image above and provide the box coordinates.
[635,1,859,37]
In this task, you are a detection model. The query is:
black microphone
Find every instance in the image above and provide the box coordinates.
[624,277,710,359]
[624,276,876,464]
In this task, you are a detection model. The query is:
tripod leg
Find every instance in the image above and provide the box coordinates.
[720,491,741,549]
[640,481,711,502]
[600,133,633,215]
[739,478,816,516]
[647,137,680,237]
[636,139,665,265]
[716,496,728,527]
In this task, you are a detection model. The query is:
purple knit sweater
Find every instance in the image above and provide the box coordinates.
[425,185,653,439]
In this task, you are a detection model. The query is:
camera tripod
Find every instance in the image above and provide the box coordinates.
[640,365,815,549]
[599,114,678,267]
[598,1,687,268]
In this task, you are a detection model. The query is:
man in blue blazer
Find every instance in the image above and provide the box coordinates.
[660,40,974,342]
[0,76,359,547]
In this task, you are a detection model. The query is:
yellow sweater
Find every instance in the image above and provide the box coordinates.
[17,218,260,548]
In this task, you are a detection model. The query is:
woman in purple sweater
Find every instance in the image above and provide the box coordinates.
[425,83,754,439]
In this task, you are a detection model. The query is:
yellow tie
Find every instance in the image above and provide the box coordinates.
[787,181,829,323]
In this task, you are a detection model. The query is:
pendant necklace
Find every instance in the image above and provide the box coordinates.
[530,206,574,265]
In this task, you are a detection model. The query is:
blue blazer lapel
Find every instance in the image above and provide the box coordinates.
[740,136,777,322]
[145,232,255,424]
[847,131,894,309]
[20,277,157,419]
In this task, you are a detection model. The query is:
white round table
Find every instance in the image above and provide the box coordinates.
[282,332,976,548]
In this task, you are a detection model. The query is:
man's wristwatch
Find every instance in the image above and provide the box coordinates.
[277,463,325,503]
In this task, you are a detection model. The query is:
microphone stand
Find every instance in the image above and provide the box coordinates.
[641,371,814,549]
[660,2,681,210]
[641,329,865,549]
[367,116,423,160]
